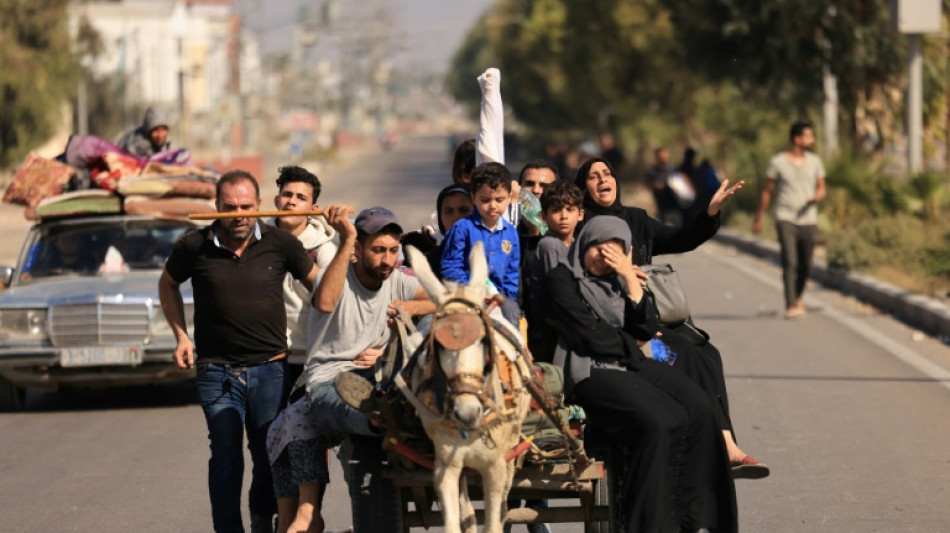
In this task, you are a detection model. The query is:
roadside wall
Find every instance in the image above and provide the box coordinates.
[715,228,950,340]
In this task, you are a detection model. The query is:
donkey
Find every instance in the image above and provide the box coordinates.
[404,242,532,533]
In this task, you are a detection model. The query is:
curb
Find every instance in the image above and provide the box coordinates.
[714,228,950,340]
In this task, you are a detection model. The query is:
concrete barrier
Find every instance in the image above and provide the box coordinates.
[715,228,950,340]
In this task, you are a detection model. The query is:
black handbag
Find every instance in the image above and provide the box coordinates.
[641,263,691,325]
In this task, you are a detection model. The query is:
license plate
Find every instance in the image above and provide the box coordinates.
[61,346,142,367]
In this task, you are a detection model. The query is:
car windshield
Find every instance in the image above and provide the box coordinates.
[17,218,194,281]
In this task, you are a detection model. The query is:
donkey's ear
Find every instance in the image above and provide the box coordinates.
[468,240,487,290]
[405,245,446,304]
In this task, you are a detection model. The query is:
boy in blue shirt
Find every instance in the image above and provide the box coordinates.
[441,162,522,326]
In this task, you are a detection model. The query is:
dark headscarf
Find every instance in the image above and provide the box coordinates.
[574,157,623,218]
[562,216,632,328]
[435,184,470,233]
[573,156,658,265]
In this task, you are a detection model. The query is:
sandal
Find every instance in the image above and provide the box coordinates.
[785,307,805,320]
[732,455,770,480]
[334,371,378,414]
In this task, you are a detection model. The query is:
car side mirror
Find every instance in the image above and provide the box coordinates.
[0,266,13,288]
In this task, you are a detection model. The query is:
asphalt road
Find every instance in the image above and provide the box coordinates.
[1,135,949,532]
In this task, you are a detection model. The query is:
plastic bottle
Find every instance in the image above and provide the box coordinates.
[649,338,677,366]
[518,188,548,234]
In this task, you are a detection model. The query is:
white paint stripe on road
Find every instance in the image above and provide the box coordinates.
[701,248,950,393]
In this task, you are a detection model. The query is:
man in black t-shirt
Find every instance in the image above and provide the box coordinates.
[159,170,317,533]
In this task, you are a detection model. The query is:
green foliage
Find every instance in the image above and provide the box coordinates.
[0,0,78,168]
[446,14,496,117]
[449,0,950,165]
[445,0,950,295]
[906,171,949,221]
[823,150,887,222]
[820,153,950,224]
[875,178,909,215]
[663,0,907,121]
[662,0,829,111]
[923,238,950,278]
[827,214,950,294]
[826,214,928,270]
[448,0,686,135]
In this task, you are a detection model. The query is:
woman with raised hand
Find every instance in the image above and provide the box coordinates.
[574,157,742,264]
[574,157,768,478]
[542,216,737,533]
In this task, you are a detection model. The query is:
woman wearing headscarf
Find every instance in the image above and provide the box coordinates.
[542,217,737,533]
[402,184,474,279]
[575,158,768,478]
[574,157,742,265]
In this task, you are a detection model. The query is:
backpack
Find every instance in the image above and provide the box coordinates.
[520,362,571,450]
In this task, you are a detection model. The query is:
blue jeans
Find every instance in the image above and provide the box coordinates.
[197,361,289,533]
[305,371,377,438]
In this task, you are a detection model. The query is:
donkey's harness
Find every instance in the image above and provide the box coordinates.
[380,289,587,477]
[410,291,524,431]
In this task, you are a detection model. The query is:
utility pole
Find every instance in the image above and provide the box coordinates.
[177,36,186,143]
[907,34,923,173]
[891,0,941,174]
[821,5,839,158]
[77,75,89,136]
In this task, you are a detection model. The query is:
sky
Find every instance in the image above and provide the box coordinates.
[235,0,495,73]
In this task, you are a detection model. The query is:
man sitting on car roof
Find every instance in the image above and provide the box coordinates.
[115,106,172,158]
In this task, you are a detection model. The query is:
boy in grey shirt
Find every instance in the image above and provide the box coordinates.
[526,182,585,363]
[753,121,827,319]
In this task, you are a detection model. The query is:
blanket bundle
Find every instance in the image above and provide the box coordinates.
[3,135,216,220]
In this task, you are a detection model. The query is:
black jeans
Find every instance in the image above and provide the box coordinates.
[776,221,817,308]
[574,364,737,533]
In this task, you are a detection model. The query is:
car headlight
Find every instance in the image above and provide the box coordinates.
[0,309,48,342]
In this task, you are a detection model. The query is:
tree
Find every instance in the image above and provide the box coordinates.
[447,0,950,183]
[0,0,77,169]
[448,0,687,134]
[660,0,950,152]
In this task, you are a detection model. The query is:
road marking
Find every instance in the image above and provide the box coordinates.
[701,247,950,393]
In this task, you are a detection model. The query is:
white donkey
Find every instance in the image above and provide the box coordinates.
[404,243,532,533]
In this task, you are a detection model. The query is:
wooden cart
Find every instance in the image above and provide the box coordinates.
[349,437,625,533]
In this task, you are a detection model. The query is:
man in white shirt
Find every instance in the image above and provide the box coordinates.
[753,121,827,320]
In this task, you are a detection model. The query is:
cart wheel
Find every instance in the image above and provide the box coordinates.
[344,435,405,532]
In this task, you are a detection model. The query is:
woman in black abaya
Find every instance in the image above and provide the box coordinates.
[574,157,768,477]
[543,216,737,533]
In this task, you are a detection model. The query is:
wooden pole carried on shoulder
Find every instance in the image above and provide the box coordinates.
[188,209,324,221]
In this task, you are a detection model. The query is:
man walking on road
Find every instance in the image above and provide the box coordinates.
[754,121,827,319]
[159,170,318,532]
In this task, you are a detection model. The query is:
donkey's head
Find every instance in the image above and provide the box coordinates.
[406,242,491,430]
